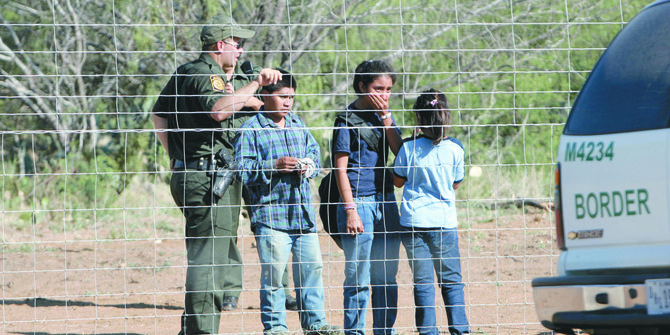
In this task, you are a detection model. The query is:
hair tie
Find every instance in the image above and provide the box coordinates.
[429,99,438,107]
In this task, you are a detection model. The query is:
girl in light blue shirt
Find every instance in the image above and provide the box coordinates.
[393,89,470,335]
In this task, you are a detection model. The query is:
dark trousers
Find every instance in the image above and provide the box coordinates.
[171,170,243,334]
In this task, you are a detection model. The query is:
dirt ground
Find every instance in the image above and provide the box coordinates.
[1,185,559,335]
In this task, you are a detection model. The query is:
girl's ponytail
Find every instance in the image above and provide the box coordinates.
[414,89,450,145]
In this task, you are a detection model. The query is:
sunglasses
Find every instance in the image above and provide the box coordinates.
[222,40,245,49]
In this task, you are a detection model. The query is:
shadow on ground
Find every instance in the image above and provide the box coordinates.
[11,333,145,335]
[1,297,182,310]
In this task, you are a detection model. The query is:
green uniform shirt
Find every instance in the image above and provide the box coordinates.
[153,53,258,161]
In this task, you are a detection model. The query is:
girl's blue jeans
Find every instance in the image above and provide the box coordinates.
[337,192,401,335]
[402,227,469,335]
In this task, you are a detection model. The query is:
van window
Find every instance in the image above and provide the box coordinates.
[564,3,670,135]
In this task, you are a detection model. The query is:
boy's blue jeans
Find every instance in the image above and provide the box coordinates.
[337,192,401,335]
[255,225,329,333]
[402,227,470,335]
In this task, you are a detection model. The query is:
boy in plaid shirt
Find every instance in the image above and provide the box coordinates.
[234,69,342,335]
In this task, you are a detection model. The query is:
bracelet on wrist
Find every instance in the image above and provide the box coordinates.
[344,203,357,210]
[380,113,392,120]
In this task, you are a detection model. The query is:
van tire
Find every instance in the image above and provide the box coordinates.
[590,327,670,335]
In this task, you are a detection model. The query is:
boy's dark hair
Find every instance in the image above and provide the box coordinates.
[414,89,451,145]
[353,60,397,94]
[261,68,297,93]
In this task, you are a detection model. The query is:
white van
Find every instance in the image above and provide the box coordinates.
[532,1,670,334]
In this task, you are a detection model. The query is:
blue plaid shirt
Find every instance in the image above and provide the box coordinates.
[234,112,321,231]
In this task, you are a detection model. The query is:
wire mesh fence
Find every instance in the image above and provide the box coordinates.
[0,0,649,334]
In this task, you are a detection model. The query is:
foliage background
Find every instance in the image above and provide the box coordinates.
[0,0,649,228]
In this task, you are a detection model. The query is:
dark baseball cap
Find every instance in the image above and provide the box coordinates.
[200,15,256,45]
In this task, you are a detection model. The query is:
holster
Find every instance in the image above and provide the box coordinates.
[212,149,238,197]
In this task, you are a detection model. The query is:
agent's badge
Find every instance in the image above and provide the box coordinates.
[210,75,225,92]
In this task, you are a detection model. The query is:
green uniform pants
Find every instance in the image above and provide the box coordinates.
[171,170,243,334]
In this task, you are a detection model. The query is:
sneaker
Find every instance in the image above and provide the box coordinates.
[285,296,298,311]
[222,296,238,311]
[305,324,344,335]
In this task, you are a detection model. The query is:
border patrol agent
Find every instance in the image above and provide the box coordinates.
[152,15,282,335]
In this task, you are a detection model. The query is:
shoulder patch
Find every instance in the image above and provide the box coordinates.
[210,75,225,93]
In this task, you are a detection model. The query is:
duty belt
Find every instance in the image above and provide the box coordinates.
[173,157,215,171]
